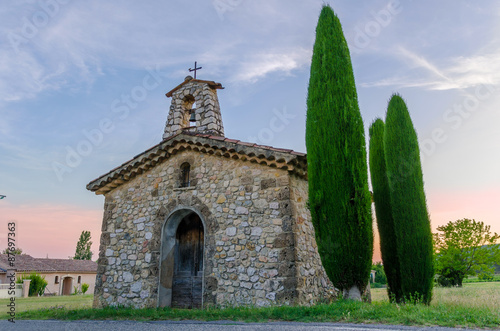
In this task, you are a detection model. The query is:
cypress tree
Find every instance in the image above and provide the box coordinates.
[306,5,373,300]
[369,118,403,302]
[384,94,434,304]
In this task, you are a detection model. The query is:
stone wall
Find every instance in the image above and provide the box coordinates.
[94,150,333,308]
[290,175,337,304]
[163,77,224,139]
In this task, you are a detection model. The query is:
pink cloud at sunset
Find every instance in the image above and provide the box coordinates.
[0,203,102,260]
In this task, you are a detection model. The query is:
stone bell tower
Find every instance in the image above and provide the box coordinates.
[163,76,225,139]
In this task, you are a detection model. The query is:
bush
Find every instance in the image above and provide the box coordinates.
[478,273,494,281]
[81,283,89,294]
[17,272,48,296]
[372,262,387,285]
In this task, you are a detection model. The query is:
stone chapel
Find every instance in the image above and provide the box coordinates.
[87,75,336,309]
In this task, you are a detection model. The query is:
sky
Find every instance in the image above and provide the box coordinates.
[1,0,499,261]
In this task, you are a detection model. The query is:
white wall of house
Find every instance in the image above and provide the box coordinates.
[0,284,22,299]
[43,272,96,295]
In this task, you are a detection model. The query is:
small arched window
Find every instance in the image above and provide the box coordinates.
[77,276,81,284]
[55,276,59,284]
[180,162,191,188]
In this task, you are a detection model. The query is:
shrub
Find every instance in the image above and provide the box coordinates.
[17,272,48,296]
[81,283,89,294]
[372,262,387,285]
[478,273,494,281]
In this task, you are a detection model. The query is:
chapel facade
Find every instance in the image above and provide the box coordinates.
[87,75,335,309]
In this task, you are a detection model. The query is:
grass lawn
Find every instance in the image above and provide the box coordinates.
[463,275,500,283]
[371,281,500,310]
[0,294,93,312]
[3,283,499,329]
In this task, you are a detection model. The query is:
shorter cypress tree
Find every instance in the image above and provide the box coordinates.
[369,118,402,302]
[384,94,434,304]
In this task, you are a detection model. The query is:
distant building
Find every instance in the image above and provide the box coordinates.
[0,254,97,295]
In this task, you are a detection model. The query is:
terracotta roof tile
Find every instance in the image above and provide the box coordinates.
[208,135,226,141]
[237,142,256,147]
[224,138,240,143]
[0,254,97,273]
[88,132,308,192]
[269,147,293,153]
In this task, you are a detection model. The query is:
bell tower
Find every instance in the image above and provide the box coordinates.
[163,75,225,139]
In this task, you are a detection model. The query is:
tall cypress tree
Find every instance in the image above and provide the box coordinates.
[369,118,403,302]
[306,5,373,300]
[384,94,434,304]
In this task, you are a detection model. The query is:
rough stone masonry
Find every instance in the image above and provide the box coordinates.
[87,76,336,309]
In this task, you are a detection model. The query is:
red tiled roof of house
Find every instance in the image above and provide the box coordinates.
[0,254,97,273]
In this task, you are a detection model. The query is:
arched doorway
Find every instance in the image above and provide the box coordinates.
[172,213,204,308]
[61,277,73,296]
[158,208,205,308]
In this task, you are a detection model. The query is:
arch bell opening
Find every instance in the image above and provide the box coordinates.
[158,207,205,308]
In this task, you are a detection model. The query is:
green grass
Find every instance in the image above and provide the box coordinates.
[0,294,93,312]
[3,283,499,329]
[463,275,500,283]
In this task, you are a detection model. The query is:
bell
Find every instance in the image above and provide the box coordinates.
[189,110,196,122]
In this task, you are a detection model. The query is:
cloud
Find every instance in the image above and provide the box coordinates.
[361,46,500,91]
[0,0,321,104]
[232,47,312,83]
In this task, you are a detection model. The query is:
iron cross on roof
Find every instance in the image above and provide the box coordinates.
[189,61,202,79]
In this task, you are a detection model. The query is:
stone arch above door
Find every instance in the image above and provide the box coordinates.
[61,276,73,296]
[157,205,211,308]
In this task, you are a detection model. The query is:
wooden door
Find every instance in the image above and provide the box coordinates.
[62,277,72,295]
[171,214,204,308]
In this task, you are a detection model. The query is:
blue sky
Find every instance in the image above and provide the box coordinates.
[1,0,499,259]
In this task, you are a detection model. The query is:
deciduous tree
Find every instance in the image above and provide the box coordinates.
[434,218,500,286]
